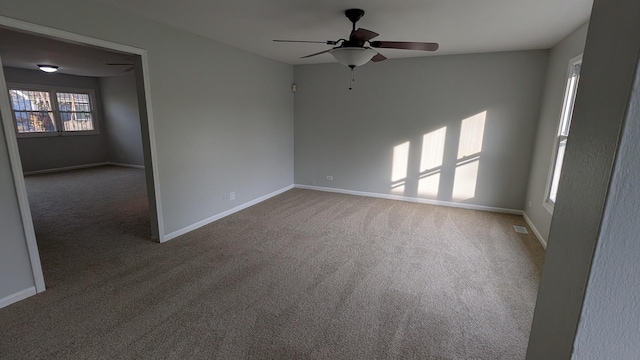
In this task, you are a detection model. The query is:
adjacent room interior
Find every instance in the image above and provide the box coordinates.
[1,0,639,358]
[0,27,160,288]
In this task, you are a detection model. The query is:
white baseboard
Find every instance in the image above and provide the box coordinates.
[163,184,295,242]
[23,162,111,176]
[108,162,145,170]
[23,162,145,176]
[523,212,547,249]
[0,287,36,309]
[294,184,523,215]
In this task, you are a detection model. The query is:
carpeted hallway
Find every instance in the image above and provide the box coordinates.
[0,166,545,359]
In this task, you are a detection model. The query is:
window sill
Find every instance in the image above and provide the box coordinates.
[17,130,100,139]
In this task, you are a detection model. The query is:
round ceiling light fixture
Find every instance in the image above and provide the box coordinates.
[37,64,59,73]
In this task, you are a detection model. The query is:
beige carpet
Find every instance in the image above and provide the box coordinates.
[0,166,544,359]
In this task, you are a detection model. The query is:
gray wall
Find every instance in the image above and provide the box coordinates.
[572,55,640,360]
[5,69,146,170]
[0,0,293,301]
[524,24,589,243]
[99,75,144,166]
[526,0,640,357]
[0,113,36,301]
[294,51,548,210]
[3,67,109,172]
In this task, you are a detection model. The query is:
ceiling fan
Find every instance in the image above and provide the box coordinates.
[274,8,439,69]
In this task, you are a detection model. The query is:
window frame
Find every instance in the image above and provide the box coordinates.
[543,54,583,213]
[7,83,100,138]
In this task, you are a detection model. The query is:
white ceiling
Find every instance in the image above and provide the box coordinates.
[0,0,594,77]
[95,0,593,65]
[0,28,136,77]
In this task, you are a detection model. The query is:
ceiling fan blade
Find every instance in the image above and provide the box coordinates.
[301,49,333,58]
[350,28,379,42]
[274,40,338,45]
[371,53,387,62]
[370,41,439,51]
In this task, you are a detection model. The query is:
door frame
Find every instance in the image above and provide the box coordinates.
[0,15,165,294]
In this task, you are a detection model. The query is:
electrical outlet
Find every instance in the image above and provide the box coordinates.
[310,180,316,186]
[528,201,532,208]
[230,192,236,201]
[223,194,230,201]
[326,176,333,181]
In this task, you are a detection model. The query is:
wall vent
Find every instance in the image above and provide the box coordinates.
[514,225,529,234]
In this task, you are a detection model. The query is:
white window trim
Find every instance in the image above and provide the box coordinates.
[7,82,100,138]
[543,54,583,214]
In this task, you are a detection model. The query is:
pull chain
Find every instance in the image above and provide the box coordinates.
[349,65,356,90]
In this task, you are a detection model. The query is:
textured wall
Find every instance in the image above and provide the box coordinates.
[571,55,640,360]
[0,102,35,302]
[524,24,589,243]
[294,51,548,211]
[526,0,640,357]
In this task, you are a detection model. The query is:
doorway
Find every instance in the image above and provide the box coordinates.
[0,18,163,294]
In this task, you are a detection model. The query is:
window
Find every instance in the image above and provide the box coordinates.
[57,92,95,131]
[8,84,99,136]
[545,55,582,211]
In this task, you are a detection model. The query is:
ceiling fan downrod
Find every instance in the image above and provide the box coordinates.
[345,8,365,32]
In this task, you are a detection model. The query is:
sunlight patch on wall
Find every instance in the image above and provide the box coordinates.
[419,172,441,197]
[392,141,410,182]
[457,111,486,159]
[420,127,447,172]
[418,127,447,197]
[452,111,487,201]
[391,141,410,194]
[391,182,406,194]
[453,159,480,201]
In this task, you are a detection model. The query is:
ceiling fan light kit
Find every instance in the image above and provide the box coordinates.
[330,47,377,68]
